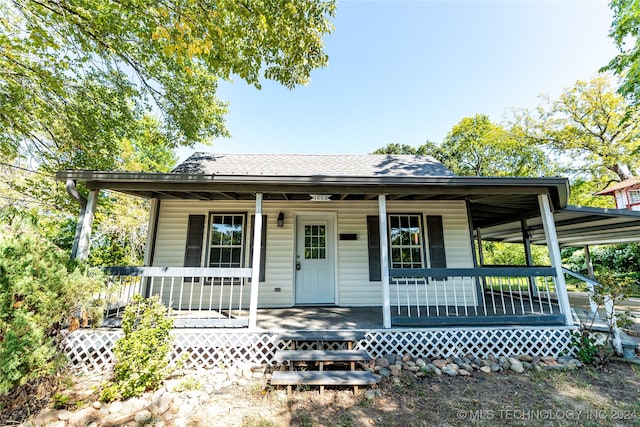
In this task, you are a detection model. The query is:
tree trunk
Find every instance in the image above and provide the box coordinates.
[609,163,633,181]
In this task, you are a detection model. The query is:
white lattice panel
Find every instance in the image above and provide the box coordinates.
[358,327,575,359]
[63,326,575,373]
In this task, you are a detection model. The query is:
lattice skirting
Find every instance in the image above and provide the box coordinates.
[62,326,576,373]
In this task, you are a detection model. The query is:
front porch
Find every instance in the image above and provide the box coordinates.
[99,265,568,329]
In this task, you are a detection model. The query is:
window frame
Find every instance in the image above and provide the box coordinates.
[206,212,248,272]
[628,189,640,206]
[387,213,427,270]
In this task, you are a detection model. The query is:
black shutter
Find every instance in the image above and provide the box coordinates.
[249,215,267,282]
[367,216,382,281]
[427,216,446,268]
[184,215,205,267]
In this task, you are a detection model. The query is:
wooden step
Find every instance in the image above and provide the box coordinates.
[271,370,378,386]
[274,349,372,363]
[277,330,366,342]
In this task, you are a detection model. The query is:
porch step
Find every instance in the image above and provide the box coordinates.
[276,330,366,342]
[272,331,375,394]
[270,370,378,387]
[274,349,371,363]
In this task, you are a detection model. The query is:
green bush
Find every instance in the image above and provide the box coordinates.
[0,220,104,395]
[101,295,175,401]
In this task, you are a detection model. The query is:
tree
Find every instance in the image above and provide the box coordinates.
[372,143,433,155]
[603,0,640,103]
[434,115,554,177]
[517,75,640,183]
[1,0,335,264]
[1,0,335,167]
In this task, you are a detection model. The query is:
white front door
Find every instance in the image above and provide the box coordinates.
[295,215,335,305]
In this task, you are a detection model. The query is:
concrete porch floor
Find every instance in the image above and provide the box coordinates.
[256,306,383,330]
[252,293,640,331]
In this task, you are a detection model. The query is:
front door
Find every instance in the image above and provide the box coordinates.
[295,215,335,305]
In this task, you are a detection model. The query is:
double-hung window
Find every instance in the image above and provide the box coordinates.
[389,215,424,269]
[209,214,245,283]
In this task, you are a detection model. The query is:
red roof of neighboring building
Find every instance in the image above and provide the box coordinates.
[594,177,640,195]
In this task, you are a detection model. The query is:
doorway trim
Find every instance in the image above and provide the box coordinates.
[293,211,339,306]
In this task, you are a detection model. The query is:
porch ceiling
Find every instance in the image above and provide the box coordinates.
[56,170,568,228]
[479,205,640,247]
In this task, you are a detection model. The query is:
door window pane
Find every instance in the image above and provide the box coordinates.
[304,225,326,259]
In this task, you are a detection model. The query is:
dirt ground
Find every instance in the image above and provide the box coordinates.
[4,360,640,427]
[204,361,640,427]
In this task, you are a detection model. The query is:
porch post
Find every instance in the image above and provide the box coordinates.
[378,194,391,328]
[521,219,538,296]
[583,245,600,316]
[476,228,485,266]
[584,245,595,279]
[537,193,573,326]
[143,198,160,267]
[249,192,263,329]
[76,190,98,261]
[466,200,484,302]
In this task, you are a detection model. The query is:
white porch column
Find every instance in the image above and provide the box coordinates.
[76,190,98,261]
[379,194,391,328]
[537,193,573,326]
[249,193,263,329]
[143,198,160,267]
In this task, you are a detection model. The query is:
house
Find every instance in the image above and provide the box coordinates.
[57,153,580,371]
[595,177,640,211]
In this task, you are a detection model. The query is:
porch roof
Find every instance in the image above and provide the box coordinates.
[478,205,640,247]
[56,169,569,231]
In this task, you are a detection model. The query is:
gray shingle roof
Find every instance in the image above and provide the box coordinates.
[172,153,456,177]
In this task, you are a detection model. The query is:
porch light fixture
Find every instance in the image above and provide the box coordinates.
[277,212,285,227]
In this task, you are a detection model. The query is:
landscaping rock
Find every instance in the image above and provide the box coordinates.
[423,364,442,376]
[384,353,396,365]
[375,357,390,368]
[458,369,471,376]
[57,410,73,421]
[68,408,99,427]
[479,366,492,374]
[508,358,524,373]
[107,401,122,414]
[134,409,152,424]
[557,355,573,364]
[442,366,458,376]
[432,359,447,369]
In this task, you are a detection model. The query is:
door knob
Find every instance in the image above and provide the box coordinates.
[296,262,301,270]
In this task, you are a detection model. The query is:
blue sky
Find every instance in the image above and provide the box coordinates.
[178,1,618,161]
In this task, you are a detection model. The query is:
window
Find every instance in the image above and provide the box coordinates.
[389,215,424,269]
[304,225,326,259]
[209,214,245,269]
[629,189,640,205]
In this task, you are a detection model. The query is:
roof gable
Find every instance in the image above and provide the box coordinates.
[172,153,456,177]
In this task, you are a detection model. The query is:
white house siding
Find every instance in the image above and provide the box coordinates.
[151,199,475,308]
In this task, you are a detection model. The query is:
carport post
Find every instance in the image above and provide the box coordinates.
[76,190,98,260]
[538,194,573,326]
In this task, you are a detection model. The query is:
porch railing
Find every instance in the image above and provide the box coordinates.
[389,267,565,326]
[562,267,623,354]
[101,266,252,327]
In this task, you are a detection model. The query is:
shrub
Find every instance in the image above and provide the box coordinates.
[0,220,104,395]
[101,295,175,401]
